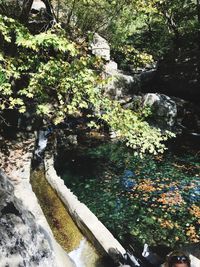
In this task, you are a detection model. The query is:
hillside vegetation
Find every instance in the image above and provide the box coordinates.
[0,0,199,155]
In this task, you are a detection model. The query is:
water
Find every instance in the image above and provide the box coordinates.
[35,130,48,157]
[30,168,111,267]
[69,240,87,267]
[55,135,200,251]
[69,239,107,267]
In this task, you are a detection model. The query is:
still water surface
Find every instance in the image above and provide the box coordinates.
[56,136,200,251]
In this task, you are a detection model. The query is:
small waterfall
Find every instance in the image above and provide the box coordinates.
[68,238,104,267]
[35,130,48,157]
[69,239,87,267]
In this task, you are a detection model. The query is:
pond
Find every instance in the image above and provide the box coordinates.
[55,134,200,253]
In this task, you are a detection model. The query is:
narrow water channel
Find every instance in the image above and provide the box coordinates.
[55,135,200,255]
[30,167,113,267]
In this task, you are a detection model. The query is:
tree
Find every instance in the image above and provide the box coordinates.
[0,14,174,156]
[19,0,34,23]
[0,0,55,25]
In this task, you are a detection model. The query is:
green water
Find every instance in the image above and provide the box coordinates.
[56,135,200,250]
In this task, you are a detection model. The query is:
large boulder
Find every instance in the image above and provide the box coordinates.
[90,34,140,101]
[0,0,46,20]
[142,93,200,134]
[31,0,46,12]
[143,93,177,128]
[103,61,140,101]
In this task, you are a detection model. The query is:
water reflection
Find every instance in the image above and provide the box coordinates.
[56,138,200,250]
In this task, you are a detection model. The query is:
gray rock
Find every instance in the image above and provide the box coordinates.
[143,93,177,128]
[90,33,110,61]
[0,170,76,267]
[104,62,140,101]
[105,60,118,72]
[31,0,46,12]
[0,170,52,266]
[89,36,140,100]
[122,95,142,110]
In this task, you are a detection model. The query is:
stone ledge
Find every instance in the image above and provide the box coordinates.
[44,155,127,261]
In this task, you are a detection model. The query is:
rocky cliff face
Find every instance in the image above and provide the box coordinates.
[0,170,54,267]
[0,136,76,267]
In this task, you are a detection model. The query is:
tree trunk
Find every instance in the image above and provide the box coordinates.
[67,0,77,26]
[41,0,56,22]
[163,10,180,49]
[197,0,200,49]
[19,0,34,23]
[56,0,61,22]
[196,0,200,87]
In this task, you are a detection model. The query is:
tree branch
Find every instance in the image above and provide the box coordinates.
[19,0,34,24]
[41,0,57,23]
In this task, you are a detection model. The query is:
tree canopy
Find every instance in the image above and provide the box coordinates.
[1,0,199,155]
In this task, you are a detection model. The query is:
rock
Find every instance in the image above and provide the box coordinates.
[31,0,46,12]
[105,60,118,72]
[0,0,46,22]
[89,35,140,101]
[90,33,110,61]
[104,62,140,101]
[142,93,200,134]
[143,93,177,128]
[0,136,76,267]
[0,170,76,267]
[122,95,142,110]
[0,170,54,267]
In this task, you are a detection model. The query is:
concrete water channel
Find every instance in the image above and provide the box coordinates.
[31,158,131,267]
[29,130,134,267]
[31,168,106,267]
